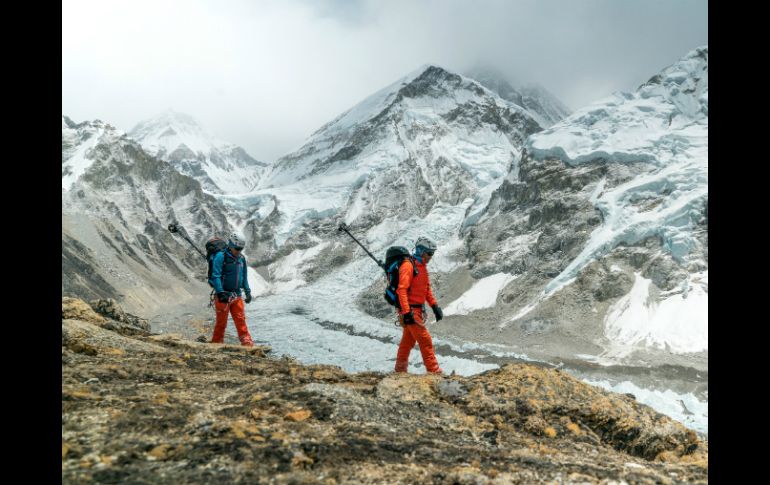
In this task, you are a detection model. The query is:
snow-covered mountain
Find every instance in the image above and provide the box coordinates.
[464,67,572,128]
[457,46,707,365]
[62,116,238,314]
[62,116,111,190]
[129,110,268,194]
[236,65,545,271]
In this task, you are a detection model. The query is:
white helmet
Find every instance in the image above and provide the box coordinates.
[228,232,246,250]
[415,236,437,254]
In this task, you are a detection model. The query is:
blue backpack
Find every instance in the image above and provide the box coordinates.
[205,237,228,287]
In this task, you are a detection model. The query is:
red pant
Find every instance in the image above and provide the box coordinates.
[395,306,442,373]
[211,297,253,346]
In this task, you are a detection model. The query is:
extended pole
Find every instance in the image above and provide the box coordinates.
[338,222,385,270]
[168,222,207,260]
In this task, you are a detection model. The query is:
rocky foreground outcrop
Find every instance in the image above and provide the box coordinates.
[62,298,707,484]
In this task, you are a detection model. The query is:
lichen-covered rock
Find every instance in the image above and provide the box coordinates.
[62,297,107,325]
[61,309,707,484]
[89,298,150,331]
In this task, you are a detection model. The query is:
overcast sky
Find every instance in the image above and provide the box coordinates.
[62,0,707,162]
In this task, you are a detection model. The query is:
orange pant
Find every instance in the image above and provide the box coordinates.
[211,297,253,346]
[395,306,441,373]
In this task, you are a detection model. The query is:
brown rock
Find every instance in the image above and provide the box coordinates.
[62,298,107,324]
[89,298,150,331]
[63,387,101,400]
[566,422,582,436]
[230,420,261,439]
[250,409,263,420]
[524,416,548,435]
[147,444,172,461]
[66,341,99,356]
[102,347,126,356]
[376,374,437,402]
[285,409,312,422]
[291,451,314,469]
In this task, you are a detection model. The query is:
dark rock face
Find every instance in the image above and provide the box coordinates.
[465,154,611,279]
[62,234,121,302]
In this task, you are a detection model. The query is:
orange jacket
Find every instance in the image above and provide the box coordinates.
[396,257,437,313]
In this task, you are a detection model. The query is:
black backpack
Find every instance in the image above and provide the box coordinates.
[383,246,418,308]
[205,236,228,286]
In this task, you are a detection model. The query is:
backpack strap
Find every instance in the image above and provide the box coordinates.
[222,249,237,265]
[387,257,417,289]
[408,256,418,276]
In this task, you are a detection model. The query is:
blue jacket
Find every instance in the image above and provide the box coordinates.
[209,249,251,295]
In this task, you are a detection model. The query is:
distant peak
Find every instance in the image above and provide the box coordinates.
[147,110,203,128]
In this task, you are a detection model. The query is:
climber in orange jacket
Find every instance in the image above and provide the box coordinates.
[395,236,444,374]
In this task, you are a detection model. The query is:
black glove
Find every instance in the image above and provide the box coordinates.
[432,305,443,321]
[402,311,415,325]
[217,292,230,303]
[244,292,252,304]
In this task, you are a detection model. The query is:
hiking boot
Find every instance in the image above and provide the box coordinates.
[240,337,254,347]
